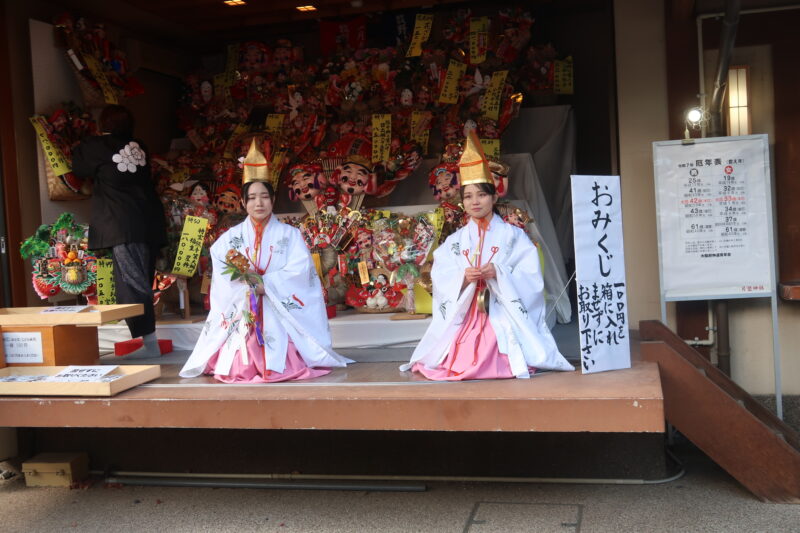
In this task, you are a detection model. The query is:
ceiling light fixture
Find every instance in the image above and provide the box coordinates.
[223,0,247,5]
[296,5,317,11]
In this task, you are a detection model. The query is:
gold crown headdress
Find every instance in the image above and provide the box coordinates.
[242,138,270,184]
[458,130,492,187]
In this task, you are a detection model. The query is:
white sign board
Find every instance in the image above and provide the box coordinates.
[48,366,118,382]
[3,332,44,364]
[40,305,89,314]
[653,134,774,301]
[571,175,631,373]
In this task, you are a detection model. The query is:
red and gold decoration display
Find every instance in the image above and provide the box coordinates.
[54,13,145,106]
[29,103,98,200]
[20,213,98,301]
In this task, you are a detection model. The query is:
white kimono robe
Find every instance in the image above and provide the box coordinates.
[180,217,352,378]
[401,216,574,377]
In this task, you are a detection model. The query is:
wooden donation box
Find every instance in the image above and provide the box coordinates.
[0,304,143,367]
[22,452,89,487]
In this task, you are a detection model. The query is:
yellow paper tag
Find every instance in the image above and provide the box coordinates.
[171,167,190,185]
[213,73,225,97]
[223,123,249,159]
[311,252,323,280]
[438,60,467,104]
[481,70,508,120]
[96,258,116,305]
[413,282,433,315]
[428,209,445,240]
[426,209,444,257]
[469,17,489,64]
[371,114,392,163]
[83,55,118,104]
[226,43,239,75]
[406,14,434,57]
[265,114,286,135]
[172,216,209,277]
[200,272,211,295]
[270,147,287,191]
[410,111,431,153]
[481,138,500,160]
[29,116,71,177]
[358,261,370,285]
[554,56,574,95]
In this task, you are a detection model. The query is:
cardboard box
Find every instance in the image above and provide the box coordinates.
[22,452,88,487]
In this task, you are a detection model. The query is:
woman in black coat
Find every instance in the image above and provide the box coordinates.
[72,105,167,358]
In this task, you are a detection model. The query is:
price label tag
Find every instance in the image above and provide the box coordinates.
[29,116,71,176]
[554,56,574,95]
[406,14,434,57]
[439,60,467,104]
[371,114,392,163]
[481,70,508,120]
[96,258,116,305]
[172,216,209,277]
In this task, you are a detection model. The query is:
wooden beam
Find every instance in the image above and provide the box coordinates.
[0,2,28,306]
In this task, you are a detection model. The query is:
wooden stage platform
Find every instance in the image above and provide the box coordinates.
[1,336,670,480]
[0,359,664,433]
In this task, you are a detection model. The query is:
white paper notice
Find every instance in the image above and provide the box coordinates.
[48,366,118,382]
[3,332,44,364]
[40,305,89,314]
[571,175,631,374]
[653,135,773,299]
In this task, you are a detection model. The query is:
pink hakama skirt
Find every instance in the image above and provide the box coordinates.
[412,301,536,381]
[204,329,330,383]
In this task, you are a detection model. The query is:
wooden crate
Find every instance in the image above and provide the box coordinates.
[2,325,99,366]
[22,452,88,487]
[0,365,161,396]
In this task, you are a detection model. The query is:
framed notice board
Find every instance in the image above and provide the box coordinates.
[652,134,784,418]
[653,134,775,305]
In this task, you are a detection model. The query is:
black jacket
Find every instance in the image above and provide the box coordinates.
[72,135,167,250]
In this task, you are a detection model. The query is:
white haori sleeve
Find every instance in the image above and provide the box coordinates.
[487,223,574,372]
[400,228,476,371]
[260,223,352,369]
[179,226,250,377]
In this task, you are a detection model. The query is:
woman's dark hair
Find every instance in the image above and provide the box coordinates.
[241,180,275,201]
[100,105,134,138]
[460,182,501,214]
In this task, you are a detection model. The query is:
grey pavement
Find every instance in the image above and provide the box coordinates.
[1,441,798,533]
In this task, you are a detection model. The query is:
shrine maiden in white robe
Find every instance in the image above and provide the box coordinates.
[180,217,352,378]
[401,216,574,377]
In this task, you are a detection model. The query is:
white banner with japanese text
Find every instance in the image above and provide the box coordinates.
[571,175,631,374]
[653,135,773,300]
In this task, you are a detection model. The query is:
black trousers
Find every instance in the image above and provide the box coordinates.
[111,242,156,338]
